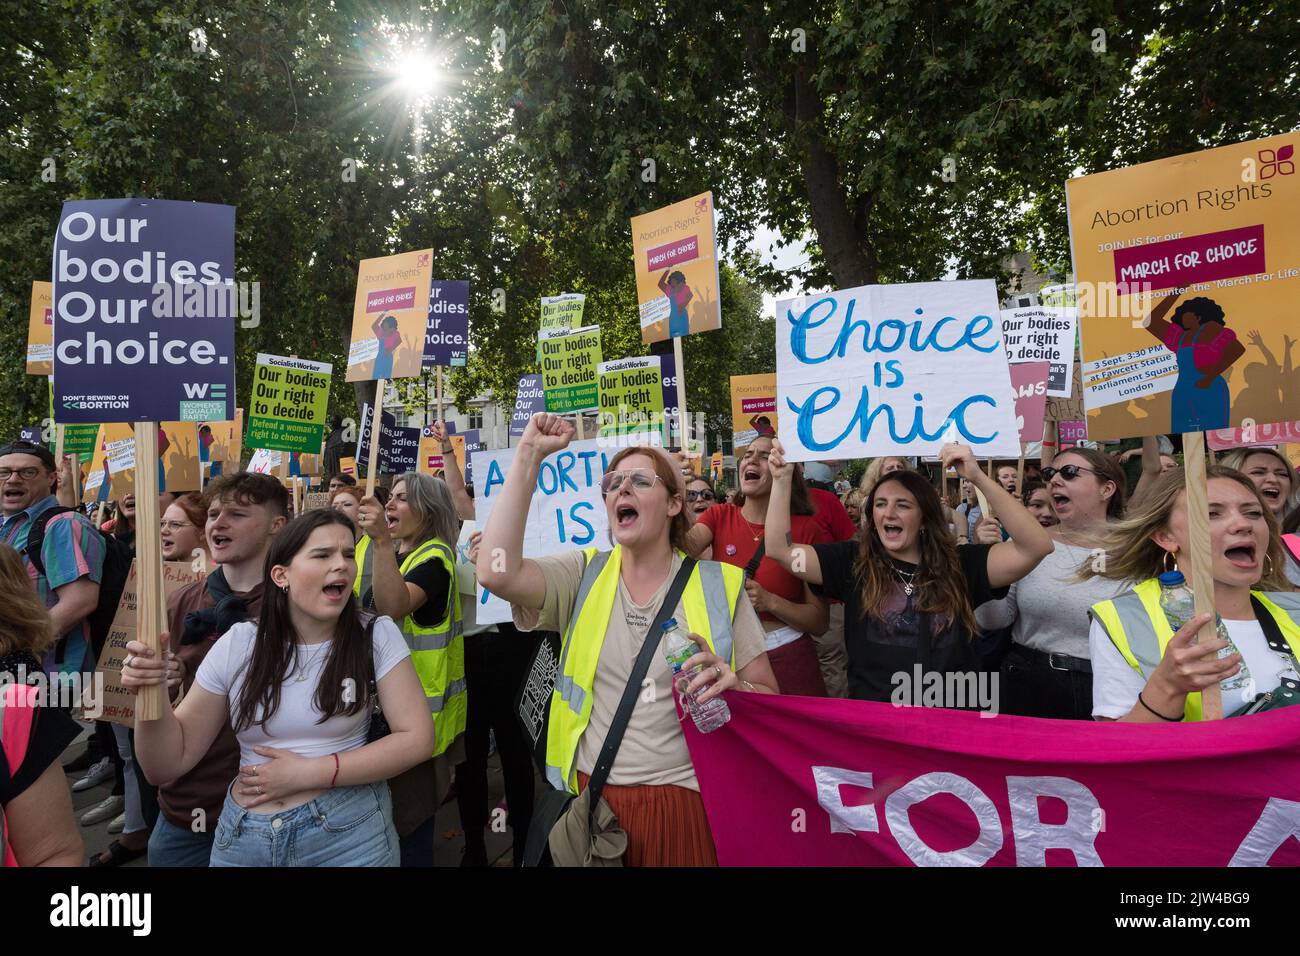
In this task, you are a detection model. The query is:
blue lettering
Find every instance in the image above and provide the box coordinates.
[576,450,598,487]
[537,461,558,495]
[555,505,566,543]
[556,451,578,492]
[965,314,999,352]
[484,459,505,499]
[789,386,1001,451]
[569,501,596,545]
[872,319,907,353]
[789,387,856,452]
[786,296,840,364]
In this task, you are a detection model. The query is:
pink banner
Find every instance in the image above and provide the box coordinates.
[1207,420,1300,450]
[740,396,776,415]
[365,286,417,313]
[1009,362,1049,444]
[1112,225,1265,290]
[1058,419,1088,443]
[646,235,700,271]
[683,693,1300,866]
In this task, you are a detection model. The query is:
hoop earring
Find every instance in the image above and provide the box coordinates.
[1162,549,1177,573]
[1264,553,1275,578]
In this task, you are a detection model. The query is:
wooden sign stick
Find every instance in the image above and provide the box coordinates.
[436,366,444,423]
[365,380,385,499]
[1016,447,1026,496]
[673,336,688,450]
[1182,432,1222,719]
[133,423,165,720]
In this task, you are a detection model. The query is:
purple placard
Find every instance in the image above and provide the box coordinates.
[422,279,470,368]
[358,404,419,475]
[1112,225,1265,291]
[52,199,236,423]
[510,374,545,438]
[1008,362,1049,444]
[460,428,483,486]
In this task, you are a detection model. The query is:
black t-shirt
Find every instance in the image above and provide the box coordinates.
[362,551,451,629]
[0,697,81,808]
[813,541,1008,705]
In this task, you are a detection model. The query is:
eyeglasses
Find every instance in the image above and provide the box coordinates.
[600,470,664,496]
[1042,465,1100,482]
[686,489,715,503]
[0,467,42,481]
[159,520,191,532]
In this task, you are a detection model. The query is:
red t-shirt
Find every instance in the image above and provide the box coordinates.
[699,504,828,628]
[808,487,858,542]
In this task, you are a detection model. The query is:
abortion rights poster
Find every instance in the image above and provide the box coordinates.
[27,281,53,375]
[345,249,433,382]
[631,192,722,345]
[1066,133,1300,439]
[52,199,236,422]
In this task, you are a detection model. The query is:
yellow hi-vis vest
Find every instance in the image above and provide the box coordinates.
[353,536,465,756]
[544,546,745,794]
[1089,577,1300,721]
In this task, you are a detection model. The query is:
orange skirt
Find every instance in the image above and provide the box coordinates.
[576,771,718,867]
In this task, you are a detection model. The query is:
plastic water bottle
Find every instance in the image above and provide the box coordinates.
[1157,570,1253,701]
[661,618,731,733]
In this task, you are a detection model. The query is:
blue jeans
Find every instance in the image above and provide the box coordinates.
[210,781,399,867]
[149,813,216,867]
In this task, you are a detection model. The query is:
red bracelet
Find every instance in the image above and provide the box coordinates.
[330,752,340,789]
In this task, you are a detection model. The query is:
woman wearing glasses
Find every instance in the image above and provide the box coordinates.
[478,413,778,866]
[685,436,830,696]
[975,448,1128,719]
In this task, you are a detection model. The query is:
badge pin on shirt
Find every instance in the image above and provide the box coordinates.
[725,544,737,556]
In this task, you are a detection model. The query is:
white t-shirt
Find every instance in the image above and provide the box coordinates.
[196,617,410,767]
[1090,616,1297,719]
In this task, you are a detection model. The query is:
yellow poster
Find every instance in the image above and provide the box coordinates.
[158,421,201,492]
[631,192,722,345]
[345,249,434,382]
[418,425,443,475]
[26,281,53,376]
[198,409,243,471]
[1067,133,1300,439]
[730,373,779,447]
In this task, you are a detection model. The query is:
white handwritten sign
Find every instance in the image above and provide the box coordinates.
[471,438,612,625]
[775,280,1021,461]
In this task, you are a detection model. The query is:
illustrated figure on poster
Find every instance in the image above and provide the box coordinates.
[658,269,693,338]
[1143,292,1246,431]
[157,425,171,492]
[370,312,402,379]
[750,415,775,438]
[167,434,198,492]
[96,452,112,506]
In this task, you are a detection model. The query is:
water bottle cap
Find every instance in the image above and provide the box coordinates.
[660,618,678,631]
[1158,570,1186,587]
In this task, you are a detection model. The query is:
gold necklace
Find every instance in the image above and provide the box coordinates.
[738,507,763,542]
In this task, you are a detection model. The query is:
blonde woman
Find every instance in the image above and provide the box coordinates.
[1085,466,1298,722]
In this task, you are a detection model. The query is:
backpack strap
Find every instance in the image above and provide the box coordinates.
[22,506,75,579]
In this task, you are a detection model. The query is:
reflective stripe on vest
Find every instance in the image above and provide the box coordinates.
[352,533,374,599]
[1089,578,1300,721]
[543,546,744,794]
[397,539,466,757]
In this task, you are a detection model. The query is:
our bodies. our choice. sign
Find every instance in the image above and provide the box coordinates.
[775,280,1021,461]
[52,199,236,423]
[685,691,1300,867]
[510,374,545,438]
[471,438,611,625]
[357,404,419,475]
[423,279,470,368]
[540,325,602,415]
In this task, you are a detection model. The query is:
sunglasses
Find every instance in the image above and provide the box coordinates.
[600,469,665,496]
[686,489,715,502]
[1041,464,1100,482]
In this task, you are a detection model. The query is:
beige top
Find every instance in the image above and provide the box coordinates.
[513,549,766,790]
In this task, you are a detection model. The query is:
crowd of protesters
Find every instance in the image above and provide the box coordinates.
[2,414,1299,868]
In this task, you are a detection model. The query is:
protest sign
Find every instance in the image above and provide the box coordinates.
[245,354,332,454]
[247,447,284,474]
[61,422,100,464]
[93,559,206,728]
[685,692,1300,866]
[339,456,357,478]
[659,351,679,433]
[775,280,1021,461]
[536,294,584,363]
[999,306,1077,397]
[82,423,136,504]
[357,404,419,475]
[540,325,602,415]
[1067,132,1300,439]
[157,421,201,492]
[1058,420,1089,445]
[418,424,444,475]
[302,491,331,511]
[26,281,53,375]
[631,192,722,344]
[345,249,433,382]
[1008,362,1050,445]
[458,429,484,486]
[52,199,236,422]
[471,438,611,624]
[19,426,41,445]
[730,373,778,448]
[1207,419,1300,450]
[510,374,545,439]
[423,279,470,368]
[597,355,664,444]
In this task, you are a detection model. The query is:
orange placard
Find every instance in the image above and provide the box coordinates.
[631,192,722,345]
[345,250,434,382]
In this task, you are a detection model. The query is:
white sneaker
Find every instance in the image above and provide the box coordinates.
[80,794,125,826]
[107,813,127,834]
[72,757,115,792]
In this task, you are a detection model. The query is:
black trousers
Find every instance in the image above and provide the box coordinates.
[999,647,1094,720]
[455,624,540,866]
